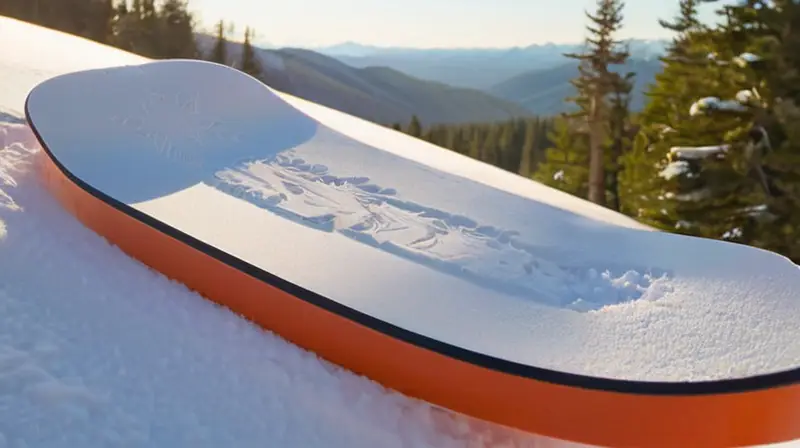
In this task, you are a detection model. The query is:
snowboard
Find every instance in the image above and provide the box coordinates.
[24,59,800,448]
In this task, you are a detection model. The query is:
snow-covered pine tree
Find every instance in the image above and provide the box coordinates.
[619,0,714,226]
[619,0,763,241]
[716,0,800,260]
[662,1,787,245]
[627,0,800,261]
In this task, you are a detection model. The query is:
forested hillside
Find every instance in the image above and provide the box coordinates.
[193,35,533,125]
[2,0,800,263]
[389,116,557,177]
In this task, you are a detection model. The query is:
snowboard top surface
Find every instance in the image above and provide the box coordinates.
[25,59,800,386]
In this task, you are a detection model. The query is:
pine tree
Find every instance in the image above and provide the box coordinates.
[481,124,500,165]
[619,0,732,233]
[444,126,458,151]
[158,0,198,59]
[110,0,145,53]
[240,26,265,79]
[721,0,800,260]
[137,0,159,56]
[563,0,629,206]
[495,121,515,170]
[533,116,589,197]
[406,115,422,138]
[670,7,784,244]
[90,0,115,43]
[606,71,635,211]
[468,127,482,160]
[518,119,538,177]
[620,0,800,257]
[209,19,228,64]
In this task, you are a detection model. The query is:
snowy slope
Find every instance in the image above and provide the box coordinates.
[0,17,560,448]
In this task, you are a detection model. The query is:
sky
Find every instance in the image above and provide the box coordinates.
[187,0,729,49]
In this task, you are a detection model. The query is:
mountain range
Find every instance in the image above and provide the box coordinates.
[198,35,668,125]
[197,35,533,125]
[488,58,663,114]
[312,40,668,90]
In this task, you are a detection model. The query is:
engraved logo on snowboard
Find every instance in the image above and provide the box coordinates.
[110,91,239,170]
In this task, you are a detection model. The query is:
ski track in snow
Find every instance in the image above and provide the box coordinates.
[211,152,674,312]
[0,119,550,448]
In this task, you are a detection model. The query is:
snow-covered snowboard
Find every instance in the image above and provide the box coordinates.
[24,59,800,448]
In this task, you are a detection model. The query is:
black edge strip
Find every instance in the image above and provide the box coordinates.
[23,88,800,398]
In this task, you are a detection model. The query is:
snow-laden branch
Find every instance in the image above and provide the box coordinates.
[690,96,748,116]
[656,50,774,195]
[706,52,762,68]
[733,52,761,68]
[735,89,757,105]
[669,144,730,160]
[659,160,690,179]
[653,123,676,136]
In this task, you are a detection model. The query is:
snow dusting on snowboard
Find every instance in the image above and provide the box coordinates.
[212,151,672,312]
[25,56,800,384]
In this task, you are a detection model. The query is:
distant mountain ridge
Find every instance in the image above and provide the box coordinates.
[314,39,668,90]
[195,34,533,125]
[489,58,664,115]
[312,40,668,58]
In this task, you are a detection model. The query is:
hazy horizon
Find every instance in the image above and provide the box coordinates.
[188,0,731,49]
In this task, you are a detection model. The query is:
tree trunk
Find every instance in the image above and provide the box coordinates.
[608,106,623,211]
[588,94,606,206]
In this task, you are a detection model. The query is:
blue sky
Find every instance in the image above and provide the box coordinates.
[187,0,727,48]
